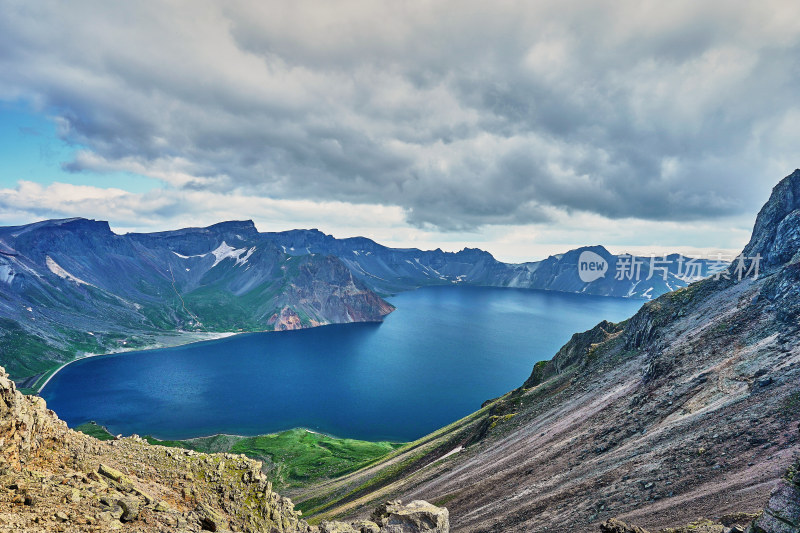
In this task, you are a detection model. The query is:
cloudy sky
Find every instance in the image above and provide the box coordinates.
[1,1,798,261]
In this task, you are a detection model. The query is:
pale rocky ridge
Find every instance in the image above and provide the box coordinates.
[0,366,448,532]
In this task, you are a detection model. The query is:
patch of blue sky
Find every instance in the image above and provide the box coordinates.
[0,101,158,194]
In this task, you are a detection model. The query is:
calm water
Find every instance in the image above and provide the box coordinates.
[41,286,643,442]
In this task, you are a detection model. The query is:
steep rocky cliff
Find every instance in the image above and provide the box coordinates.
[292,170,800,531]
[743,169,800,271]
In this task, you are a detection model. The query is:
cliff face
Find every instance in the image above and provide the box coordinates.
[293,170,800,532]
[0,220,394,384]
[743,169,800,271]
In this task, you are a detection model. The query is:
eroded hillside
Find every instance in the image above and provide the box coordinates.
[291,171,800,532]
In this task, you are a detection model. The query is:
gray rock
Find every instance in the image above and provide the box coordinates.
[742,169,800,271]
[119,496,140,522]
[318,521,360,533]
[747,468,800,532]
[600,518,651,533]
[352,520,381,533]
[371,500,449,533]
[196,502,228,532]
[154,499,171,512]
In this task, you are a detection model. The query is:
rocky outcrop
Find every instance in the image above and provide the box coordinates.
[0,366,311,532]
[600,518,652,533]
[0,364,448,532]
[316,500,448,533]
[371,500,449,533]
[270,307,305,331]
[523,319,624,388]
[747,458,800,533]
[742,169,800,271]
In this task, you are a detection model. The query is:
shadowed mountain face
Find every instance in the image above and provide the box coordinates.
[289,170,800,532]
[0,219,393,382]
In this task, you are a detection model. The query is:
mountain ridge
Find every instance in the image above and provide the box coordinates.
[1,215,715,385]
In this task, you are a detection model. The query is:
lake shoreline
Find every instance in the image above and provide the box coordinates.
[40,286,644,442]
[35,331,239,394]
[33,317,398,395]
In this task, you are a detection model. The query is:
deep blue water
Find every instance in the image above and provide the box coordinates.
[41,286,643,442]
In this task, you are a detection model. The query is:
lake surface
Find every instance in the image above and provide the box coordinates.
[41,286,643,442]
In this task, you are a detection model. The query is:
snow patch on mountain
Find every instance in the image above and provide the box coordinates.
[172,251,208,259]
[0,262,14,284]
[45,256,92,286]
[211,242,255,268]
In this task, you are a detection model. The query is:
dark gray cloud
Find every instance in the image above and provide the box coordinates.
[1,0,798,230]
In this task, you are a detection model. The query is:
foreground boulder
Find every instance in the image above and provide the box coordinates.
[371,500,449,533]
[600,518,652,533]
[319,500,449,533]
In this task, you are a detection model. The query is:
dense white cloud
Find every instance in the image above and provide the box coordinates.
[0,0,798,249]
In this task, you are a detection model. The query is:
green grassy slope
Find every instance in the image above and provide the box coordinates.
[73,424,402,491]
[73,422,115,441]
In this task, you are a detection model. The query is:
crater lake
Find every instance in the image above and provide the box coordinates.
[41,286,644,442]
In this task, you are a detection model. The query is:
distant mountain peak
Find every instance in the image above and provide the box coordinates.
[572,244,611,255]
[4,217,112,237]
[205,220,258,234]
[742,168,800,270]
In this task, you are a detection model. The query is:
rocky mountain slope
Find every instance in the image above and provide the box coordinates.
[289,170,800,531]
[0,219,393,385]
[0,365,450,532]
